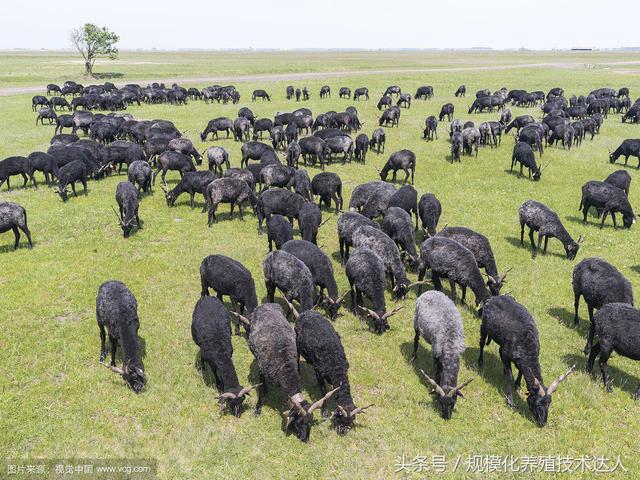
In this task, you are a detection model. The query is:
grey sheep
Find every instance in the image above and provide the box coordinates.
[263,250,316,314]
[205,177,258,226]
[257,188,308,234]
[349,180,395,218]
[0,202,33,250]
[412,291,471,419]
[127,160,152,193]
[206,146,230,177]
[382,207,419,270]
[337,211,380,261]
[115,181,141,238]
[288,168,312,201]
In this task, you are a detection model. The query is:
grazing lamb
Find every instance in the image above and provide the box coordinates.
[115,181,141,238]
[412,291,471,419]
[572,257,634,354]
[164,170,216,209]
[587,303,640,397]
[519,200,583,259]
[418,193,442,237]
[0,202,33,250]
[191,296,258,416]
[345,247,403,333]
[96,281,146,393]
[267,215,294,251]
[295,310,372,433]
[248,303,338,442]
[478,295,575,426]
[379,150,416,185]
[579,181,635,229]
[200,254,258,335]
[56,160,88,202]
[263,250,315,313]
[438,226,506,294]
[311,172,343,213]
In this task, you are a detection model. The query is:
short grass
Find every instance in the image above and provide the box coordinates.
[1,53,640,479]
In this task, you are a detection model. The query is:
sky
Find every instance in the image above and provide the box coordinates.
[2,0,639,51]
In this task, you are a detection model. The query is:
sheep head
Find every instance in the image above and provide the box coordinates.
[527,365,575,427]
[357,305,404,333]
[282,387,339,442]
[333,403,374,435]
[218,384,261,417]
[420,369,472,419]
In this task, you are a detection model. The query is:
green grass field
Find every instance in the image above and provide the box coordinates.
[1,51,640,479]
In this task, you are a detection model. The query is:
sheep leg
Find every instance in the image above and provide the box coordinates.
[12,227,20,250]
[499,350,516,408]
[229,202,235,220]
[519,222,525,245]
[528,228,537,258]
[254,375,267,416]
[411,329,420,363]
[543,236,549,254]
[584,305,595,354]
[461,285,467,303]
[265,281,276,303]
[331,192,341,213]
[348,281,356,313]
[431,272,443,291]
[478,325,487,369]
[98,324,107,362]
[449,280,457,303]
[573,293,580,325]
[109,336,118,367]
[599,209,609,229]
[314,370,329,418]
[598,347,613,392]
[514,370,523,392]
[537,233,544,255]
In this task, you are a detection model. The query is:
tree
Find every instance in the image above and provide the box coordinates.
[70,24,119,77]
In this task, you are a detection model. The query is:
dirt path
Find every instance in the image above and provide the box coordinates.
[2,61,638,97]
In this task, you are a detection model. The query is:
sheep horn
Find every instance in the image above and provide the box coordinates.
[319,217,332,228]
[407,280,428,289]
[546,364,576,396]
[336,405,349,417]
[237,383,262,398]
[111,206,123,225]
[499,267,513,284]
[350,403,374,417]
[229,311,251,327]
[288,397,308,417]
[281,411,294,429]
[336,291,350,305]
[447,378,474,398]
[419,369,446,397]
[382,305,404,320]
[532,377,546,397]
[217,392,238,400]
[278,290,300,320]
[577,235,586,245]
[103,363,124,375]
[308,386,340,414]
[357,305,380,320]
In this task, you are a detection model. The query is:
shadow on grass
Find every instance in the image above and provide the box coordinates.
[503,236,567,259]
[562,353,640,396]
[462,346,532,423]
[0,241,34,253]
[547,306,589,336]
[399,340,440,412]
[630,265,640,275]
[93,72,125,80]
[503,168,537,181]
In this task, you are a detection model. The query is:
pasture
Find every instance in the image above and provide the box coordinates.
[1,50,640,479]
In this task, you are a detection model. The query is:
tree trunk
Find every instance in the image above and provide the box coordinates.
[85,61,92,76]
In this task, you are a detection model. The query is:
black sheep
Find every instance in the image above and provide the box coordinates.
[572,257,634,354]
[115,181,141,238]
[345,247,404,333]
[579,181,635,229]
[604,170,631,196]
[26,152,59,187]
[355,182,396,220]
[267,215,294,251]
[224,168,256,192]
[205,177,258,226]
[418,193,442,237]
[511,142,541,180]
[56,160,88,202]
[388,185,419,230]
[336,211,380,262]
[478,295,574,426]
[295,310,372,433]
[0,156,34,191]
[382,207,419,270]
[418,236,492,306]
[354,134,369,163]
[0,202,33,250]
[609,139,640,168]
[438,226,506,294]
[191,296,258,416]
[164,170,216,209]
[379,150,415,185]
[519,200,583,259]
[369,128,386,154]
[450,132,463,162]
[200,254,258,335]
[311,172,343,213]
[298,201,324,244]
[96,281,146,393]
[152,151,196,186]
[587,303,640,397]
[282,239,345,319]
[256,188,307,234]
[127,160,152,193]
[248,303,337,442]
[288,168,312,201]
[263,250,315,313]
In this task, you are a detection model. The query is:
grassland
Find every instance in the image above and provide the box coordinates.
[1,52,640,479]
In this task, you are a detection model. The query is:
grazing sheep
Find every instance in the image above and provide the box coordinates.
[478,295,575,425]
[26,152,59,187]
[388,185,419,230]
[191,296,258,416]
[311,172,343,213]
[248,303,337,441]
[164,170,216,209]
[224,168,256,192]
[379,150,416,185]
[0,202,33,250]
[205,177,257,226]
[115,181,141,238]
[256,188,307,234]
[295,310,372,433]
[96,281,146,393]
[418,236,492,306]
[587,303,640,397]
[0,156,34,191]
[418,193,442,237]
[369,128,386,154]
[438,226,506,294]
[352,225,411,298]
[604,170,631,196]
[412,291,470,419]
[288,168,312,201]
[572,257,634,354]
[382,207,419,269]
[519,200,583,259]
[345,247,404,333]
[206,146,230,176]
[260,164,295,192]
[297,201,324,244]
[263,250,315,313]
[579,181,635,229]
[282,240,345,319]
[354,134,369,163]
[267,215,294,251]
[127,160,152,193]
[200,254,258,335]
[337,211,380,261]
[56,160,88,202]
